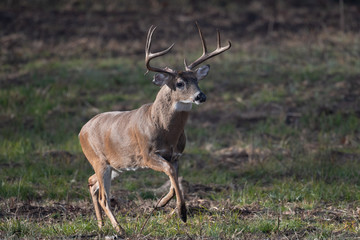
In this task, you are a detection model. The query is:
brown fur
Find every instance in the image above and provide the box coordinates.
[79,73,201,234]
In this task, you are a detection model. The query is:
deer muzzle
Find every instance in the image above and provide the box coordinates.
[194,92,207,104]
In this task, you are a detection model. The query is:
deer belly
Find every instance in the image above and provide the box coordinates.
[111,166,149,179]
[110,155,149,176]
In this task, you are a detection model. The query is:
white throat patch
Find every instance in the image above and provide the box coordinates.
[174,101,193,112]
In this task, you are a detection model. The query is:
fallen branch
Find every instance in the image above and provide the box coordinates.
[138,193,166,235]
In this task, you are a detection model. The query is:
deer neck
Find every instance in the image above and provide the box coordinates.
[151,86,190,132]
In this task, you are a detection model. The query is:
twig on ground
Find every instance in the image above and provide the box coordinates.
[138,193,166,235]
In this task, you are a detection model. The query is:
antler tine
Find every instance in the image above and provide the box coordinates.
[145,25,176,76]
[185,23,231,70]
[145,25,155,56]
[196,22,207,56]
[184,59,189,71]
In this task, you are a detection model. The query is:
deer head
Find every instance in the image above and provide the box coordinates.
[145,23,231,110]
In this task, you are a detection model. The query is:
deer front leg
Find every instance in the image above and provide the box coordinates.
[157,133,186,208]
[158,188,175,208]
[157,160,179,208]
[146,154,187,222]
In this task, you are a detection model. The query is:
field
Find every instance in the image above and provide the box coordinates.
[1,1,360,239]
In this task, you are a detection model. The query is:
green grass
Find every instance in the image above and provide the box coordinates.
[1,31,360,239]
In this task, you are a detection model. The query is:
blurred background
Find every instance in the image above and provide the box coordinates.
[1,0,360,239]
[1,0,360,64]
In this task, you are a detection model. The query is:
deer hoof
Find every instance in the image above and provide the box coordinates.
[114,226,126,238]
[178,204,187,222]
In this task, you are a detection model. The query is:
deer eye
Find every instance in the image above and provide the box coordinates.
[176,82,184,88]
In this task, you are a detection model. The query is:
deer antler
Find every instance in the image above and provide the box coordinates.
[184,22,231,71]
[145,25,176,76]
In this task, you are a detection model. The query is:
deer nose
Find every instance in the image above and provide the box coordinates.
[195,92,207,103]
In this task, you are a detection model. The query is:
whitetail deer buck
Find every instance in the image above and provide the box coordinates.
[79,23,231,235]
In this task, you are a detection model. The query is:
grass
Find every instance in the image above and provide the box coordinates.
[1,29,360,239]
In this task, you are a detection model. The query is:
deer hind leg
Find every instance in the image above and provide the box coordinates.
[96,165,125,235]
[88,174,103,228]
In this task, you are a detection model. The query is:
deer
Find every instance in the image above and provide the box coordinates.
[78,23,231,235]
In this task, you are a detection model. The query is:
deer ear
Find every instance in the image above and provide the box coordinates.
[153,73,170,86]
[153,73,175,89]
[195,65,210,80]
